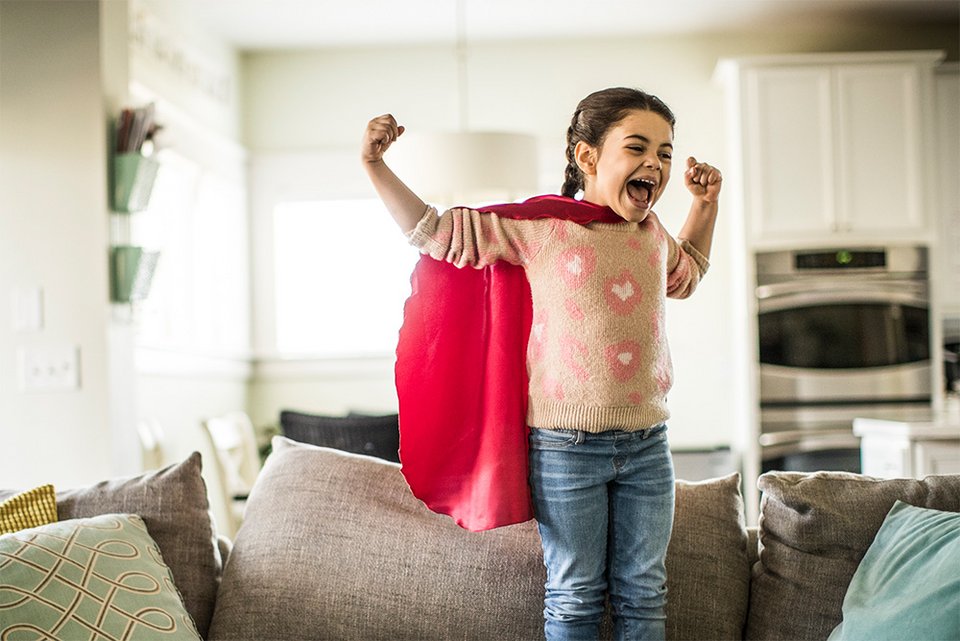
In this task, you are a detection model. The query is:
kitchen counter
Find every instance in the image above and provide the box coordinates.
[854,414,960,479]
[853,416,960,440]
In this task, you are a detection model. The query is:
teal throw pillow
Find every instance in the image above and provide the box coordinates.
[828,500,960,641]
[0,513,202,640]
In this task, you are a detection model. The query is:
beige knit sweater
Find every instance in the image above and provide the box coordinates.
[407,205,709,433]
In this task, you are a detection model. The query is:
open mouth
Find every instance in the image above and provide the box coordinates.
[627,177,657,207]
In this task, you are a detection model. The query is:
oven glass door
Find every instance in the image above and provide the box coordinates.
[759,301,930,369]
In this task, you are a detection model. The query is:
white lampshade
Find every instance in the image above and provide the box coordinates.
[389,131,539,205]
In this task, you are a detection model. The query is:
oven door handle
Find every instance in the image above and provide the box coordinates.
[756,286,928,312]
[759,428,861,449]
[757,279,927,299]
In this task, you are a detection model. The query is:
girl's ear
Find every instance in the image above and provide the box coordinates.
[574,141,598,176]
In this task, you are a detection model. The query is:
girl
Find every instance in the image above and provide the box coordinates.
[361,87,721,641]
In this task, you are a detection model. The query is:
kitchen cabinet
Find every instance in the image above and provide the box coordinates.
[717,51,944,246]
[935,64,960,314]
[854,417,960,478]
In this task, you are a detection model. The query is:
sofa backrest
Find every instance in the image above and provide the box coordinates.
[746,471,960,641]
[208,437,751,641]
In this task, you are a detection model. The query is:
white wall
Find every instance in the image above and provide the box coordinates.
[124,0,251,535]
[0,1,116,488]
[0,1,252,540]
[243,24,957,451]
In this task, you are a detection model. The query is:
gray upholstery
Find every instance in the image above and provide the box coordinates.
[10,438,958,640]
[746,471,960,641]
[209,437,545,641]
[209,437,751,641]
[667,474,751,640]
[0,453,222,638]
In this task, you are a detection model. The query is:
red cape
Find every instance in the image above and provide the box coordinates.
[395,194,622,531]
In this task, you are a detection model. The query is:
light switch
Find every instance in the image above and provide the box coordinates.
[18,345,81,392]
[12,287,44,332]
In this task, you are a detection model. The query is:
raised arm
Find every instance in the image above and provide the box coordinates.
[361,114,428,233]
[677,156,721,258]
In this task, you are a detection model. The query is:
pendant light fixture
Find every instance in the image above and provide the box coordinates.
[389,0,538,205]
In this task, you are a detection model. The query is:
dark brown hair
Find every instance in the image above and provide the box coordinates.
[561,87,676,198]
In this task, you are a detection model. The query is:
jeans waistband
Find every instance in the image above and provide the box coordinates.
[534,423,666,443]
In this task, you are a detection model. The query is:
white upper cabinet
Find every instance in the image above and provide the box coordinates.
[744,66,836,238]
[834,64,926,234]
[718,52,944,247]
[934,64,960,314]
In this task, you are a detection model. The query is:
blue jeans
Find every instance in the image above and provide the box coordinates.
[528,424,675,641]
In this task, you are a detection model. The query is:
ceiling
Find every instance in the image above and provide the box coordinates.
[185,0,959,51]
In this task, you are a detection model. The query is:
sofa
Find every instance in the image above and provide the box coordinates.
[2,436,958,640]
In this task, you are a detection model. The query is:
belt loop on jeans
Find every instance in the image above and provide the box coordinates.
[641,423,663,439]
[573,430,586,445]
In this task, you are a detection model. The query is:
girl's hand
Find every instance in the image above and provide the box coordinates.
[362,114,405,164]
[684,156,722,203]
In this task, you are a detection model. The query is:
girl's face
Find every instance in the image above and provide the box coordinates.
[577,109,674,223]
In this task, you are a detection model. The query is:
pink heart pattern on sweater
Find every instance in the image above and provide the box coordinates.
[560,335,591,383]
[557,246,596,288]
[648,245,662,268]
[655,357,672,394]
[541,374,565,401]
[605,340,643,382]
[604,271,642,315]
[530,310,549,360]
[564,298,585,321]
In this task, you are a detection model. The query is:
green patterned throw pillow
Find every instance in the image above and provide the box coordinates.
[0,513,202,640]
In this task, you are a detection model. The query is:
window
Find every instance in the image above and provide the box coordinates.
[273,199,421,357]
[135,148,250,357]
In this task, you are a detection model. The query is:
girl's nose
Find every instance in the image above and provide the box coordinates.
[643,153,660,169]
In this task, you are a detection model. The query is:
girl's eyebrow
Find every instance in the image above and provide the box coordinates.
[623,134,673,149]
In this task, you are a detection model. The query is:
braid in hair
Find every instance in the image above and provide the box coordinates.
[560,110,584,198]
[559,87,676,198]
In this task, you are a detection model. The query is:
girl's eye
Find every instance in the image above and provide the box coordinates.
[627,146,645,154]
[659,153,672,160]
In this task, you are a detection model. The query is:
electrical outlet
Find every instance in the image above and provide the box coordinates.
[18,345,81,392]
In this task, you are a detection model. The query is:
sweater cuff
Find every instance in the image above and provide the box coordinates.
[679,239,710,276]
[405,205,440,250]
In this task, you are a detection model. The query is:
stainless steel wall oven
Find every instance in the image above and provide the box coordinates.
[756,246,933,473]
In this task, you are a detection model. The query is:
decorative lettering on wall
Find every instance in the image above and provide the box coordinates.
[129,6,233,106]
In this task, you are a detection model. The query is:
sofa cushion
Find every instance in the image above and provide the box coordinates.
[209,437,749,641]
[666,474,750,641]
[0,453,222,639]
[209,437,545,641]
[0,513,202,640]
[826,501,960,641]
[746,471,960,641]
